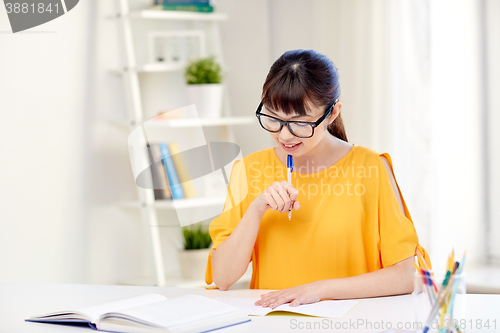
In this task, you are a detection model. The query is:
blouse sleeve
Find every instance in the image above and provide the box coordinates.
[205,159,250,286]
[378,153,432,269]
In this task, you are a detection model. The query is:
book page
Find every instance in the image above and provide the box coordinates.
[102,295,245,329]
[79,294,167,323]
[28,293,167,324]
[214,297,359,318]
[213,297,274,316]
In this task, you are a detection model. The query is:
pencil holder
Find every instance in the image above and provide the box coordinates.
[414,270,466,333]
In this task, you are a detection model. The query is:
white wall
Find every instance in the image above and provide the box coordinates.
[485,0,500,262]
[215,0,274,156]
[0,2,92,282]
[84,1,150,284]
[0,0,148,285]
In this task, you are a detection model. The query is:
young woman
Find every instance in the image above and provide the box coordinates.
[205,49,432,308]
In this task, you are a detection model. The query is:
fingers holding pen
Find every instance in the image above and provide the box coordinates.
[273,182,292,213]
[257,181,300,214]
[273,181,300,213]
[274,181,300,213]
[264,183,285,212]
[281,181,300,211]
[282,180,299,201]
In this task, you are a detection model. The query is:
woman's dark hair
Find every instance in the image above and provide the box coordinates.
[261,49,347,142]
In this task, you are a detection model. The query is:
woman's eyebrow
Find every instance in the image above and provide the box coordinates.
[266,109,312,118]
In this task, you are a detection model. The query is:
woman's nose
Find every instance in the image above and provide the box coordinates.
[278,125,295,141]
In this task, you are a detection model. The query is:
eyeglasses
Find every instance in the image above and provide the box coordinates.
[255,99,338,138]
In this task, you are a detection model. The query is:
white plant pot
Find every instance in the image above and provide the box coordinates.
[178,248,212,280]
[186,84,224,118]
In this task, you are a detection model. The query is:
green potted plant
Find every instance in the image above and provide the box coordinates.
[184,55,224,118]
[178,224,213,280]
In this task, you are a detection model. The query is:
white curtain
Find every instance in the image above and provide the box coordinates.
[484,0,500,263]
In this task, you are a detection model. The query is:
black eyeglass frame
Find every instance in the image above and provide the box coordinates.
[255,99,339,138]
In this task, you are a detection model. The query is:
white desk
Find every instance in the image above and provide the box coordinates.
[1,283,499,333]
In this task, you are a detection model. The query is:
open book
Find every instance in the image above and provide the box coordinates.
[26,294,250,333]
[215,297,359,318]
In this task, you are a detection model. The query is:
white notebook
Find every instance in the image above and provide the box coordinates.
[26,293,250,333]
[214,297,359,318]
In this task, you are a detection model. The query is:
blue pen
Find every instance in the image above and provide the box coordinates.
[424,271,436,304]
[287,155,293,220]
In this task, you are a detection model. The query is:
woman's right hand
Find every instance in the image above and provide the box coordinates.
[251,181,301,215]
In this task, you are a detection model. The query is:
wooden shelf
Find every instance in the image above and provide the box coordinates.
[140,62,185,72]
[109,63,184,74]
[113,116,255,128]
[119,196,226,210]
[110,63,229,74]
[145,116,255,128]
[129,10,228,21]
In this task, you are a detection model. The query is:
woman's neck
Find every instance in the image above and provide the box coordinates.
[276,135,352,175]
[295,135,336,170]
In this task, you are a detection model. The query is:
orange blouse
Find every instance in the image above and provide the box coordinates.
[205,144,431,289]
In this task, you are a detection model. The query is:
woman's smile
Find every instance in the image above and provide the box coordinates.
[280,141,302,152]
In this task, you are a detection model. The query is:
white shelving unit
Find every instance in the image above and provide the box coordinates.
[113,116,254,129]
[110,62,229,74]
[129,10,228,21]
[119,196,226,210]
[113,0,254,287]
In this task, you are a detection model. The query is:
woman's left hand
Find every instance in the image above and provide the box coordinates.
[254,280,325,308]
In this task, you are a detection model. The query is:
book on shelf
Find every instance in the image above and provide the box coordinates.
[149,143,172,200]
[168,142,197,198]
[26,293,250,333]
[153,0,210,4]
[150,3,214,13]
[159,143,185,200]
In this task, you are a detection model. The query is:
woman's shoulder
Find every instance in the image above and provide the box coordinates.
[230,147,276,173]
[351,144,398,186]
[352,144,386,165]
[239,147,275,164]
[245,147,275,160]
